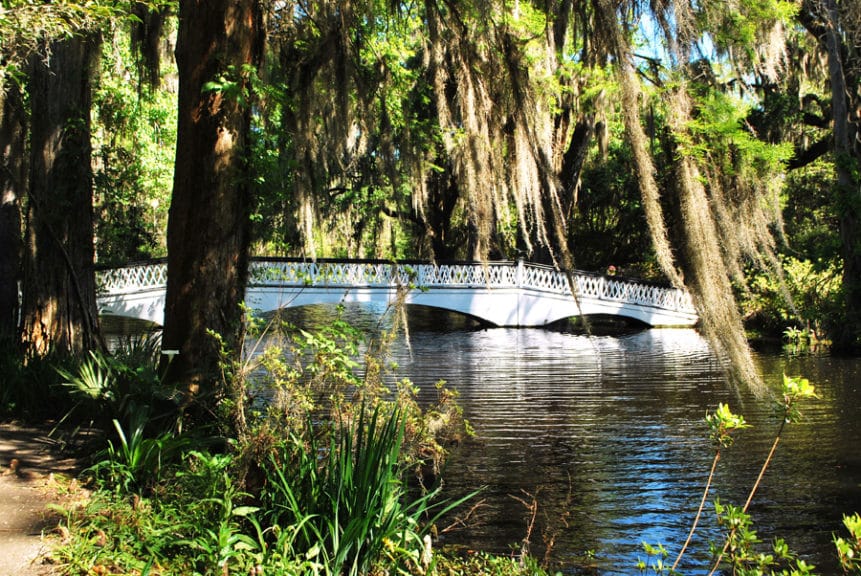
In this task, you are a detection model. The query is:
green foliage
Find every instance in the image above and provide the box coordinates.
[202,63,258,108]
[637,541,670,574]
[53,447,266,575]
[684,88,794,179]
[243,309,469,473]
[777,374,818,424]
[174,474,261,573]
[433,549,554,575]
[572,141,656,273]
[706,402,750,448]
[3,339,169,424]
[87,416,189,494]
[55,347,179,433]
[52,318,484,574]
[644,376,827,575]
[248,4,430,259]
[704,375,819,574]
[0,1,151,72]
[53,340,186,493]
[783,160,842,265]
[698,0,799,60]
[670,403,749,572]
[834,513,861,574]
[743,256,843,343]
[250,312,364,429]
[260,404,476,575]
[91,26,176,262]
[712,500,816,576]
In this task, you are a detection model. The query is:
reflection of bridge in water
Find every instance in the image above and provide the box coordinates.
[96,258,699,328]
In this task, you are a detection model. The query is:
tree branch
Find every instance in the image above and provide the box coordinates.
[787,135,832,170]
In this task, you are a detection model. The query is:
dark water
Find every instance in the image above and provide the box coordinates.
[273,305,861,575]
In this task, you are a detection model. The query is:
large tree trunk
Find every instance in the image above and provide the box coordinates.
[20,36,101,357]
[0,84,26,344]
[161,0,263,410]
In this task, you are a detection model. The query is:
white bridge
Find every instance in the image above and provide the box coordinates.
[96,259,698,328]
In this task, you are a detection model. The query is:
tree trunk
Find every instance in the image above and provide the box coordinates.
[0,84,26,344]
[823,0,861,349]
[161,0,263,410]
[802,0,861,349]
[423,160,460,260]
[20,36,101,357]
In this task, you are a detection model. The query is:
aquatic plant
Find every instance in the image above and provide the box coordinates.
[834,512,861,574]
[671,403,749,570]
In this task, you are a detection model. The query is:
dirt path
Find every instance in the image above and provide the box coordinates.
[0,422,87,576]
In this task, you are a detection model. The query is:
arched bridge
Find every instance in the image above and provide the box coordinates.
[96,259,699,328]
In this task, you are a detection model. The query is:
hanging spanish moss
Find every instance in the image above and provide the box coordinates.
[596,0,800,394]
[130,2,170,89]
[422,0,562,261]
[666,86,766,395]
[616,59,685,288]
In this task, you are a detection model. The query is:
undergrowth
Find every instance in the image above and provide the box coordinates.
[44,309,549,575]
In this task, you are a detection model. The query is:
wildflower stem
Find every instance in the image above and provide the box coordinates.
[707,431,783,576]
[672,450,720,571]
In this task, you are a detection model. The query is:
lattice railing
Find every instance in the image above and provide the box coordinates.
[97,262,168,292]
[571,274,695,313]
[416,262,517,286]
[96,259,695,315]
[248,261,519,288]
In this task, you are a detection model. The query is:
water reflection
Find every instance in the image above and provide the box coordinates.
[380,324,725,573]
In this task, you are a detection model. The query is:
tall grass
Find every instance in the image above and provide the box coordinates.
[262,404,476,575]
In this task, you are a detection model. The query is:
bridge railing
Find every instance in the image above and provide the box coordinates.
[248,260,520,288]
[511,263,696,313]
[574,274,695,313]
[417,262,518,287]
[96,261,168,292]
[95,259,695,315]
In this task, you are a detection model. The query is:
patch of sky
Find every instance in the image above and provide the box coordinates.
[636,11,732,85]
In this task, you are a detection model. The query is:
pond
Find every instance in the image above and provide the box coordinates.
[271,304,861,575]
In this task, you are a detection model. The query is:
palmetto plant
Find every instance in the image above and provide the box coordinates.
[55,347,179,431]
[89,414,189,494]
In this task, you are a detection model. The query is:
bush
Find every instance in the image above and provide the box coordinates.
[742,256,842,345]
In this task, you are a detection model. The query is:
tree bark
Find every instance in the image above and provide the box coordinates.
[161,0,264,408]
[0,84,26,344]
[20,36,101,357]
